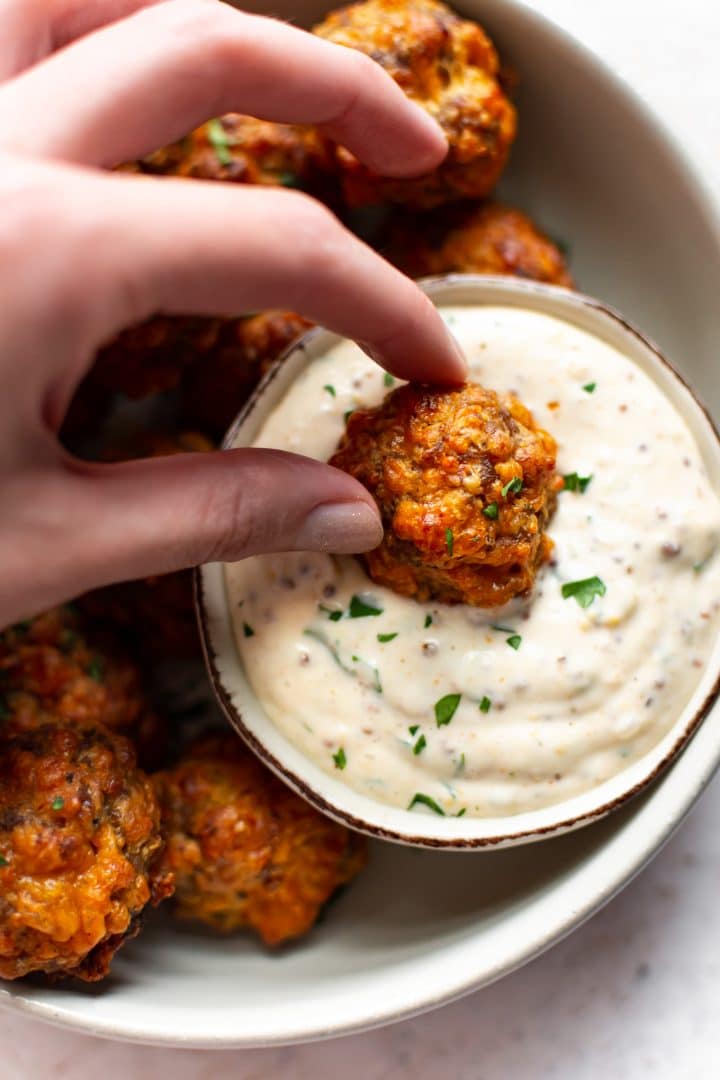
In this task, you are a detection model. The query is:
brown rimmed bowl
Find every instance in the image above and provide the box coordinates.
[196,275,720,850]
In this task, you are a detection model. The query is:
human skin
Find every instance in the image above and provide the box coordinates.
[0,0,466,628]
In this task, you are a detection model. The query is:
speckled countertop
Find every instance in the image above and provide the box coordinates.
[4,1,720,1076]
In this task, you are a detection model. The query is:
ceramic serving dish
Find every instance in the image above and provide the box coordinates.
[3,0,720,1049]
[197,275,720,848]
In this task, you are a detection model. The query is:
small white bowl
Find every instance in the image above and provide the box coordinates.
[197,275,720,849]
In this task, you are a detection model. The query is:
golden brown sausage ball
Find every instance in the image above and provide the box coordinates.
[0,607,166,768]
[329,383,562,607]
[139,114,333,193]
[387,202,573,285]
[0,718,172,981]
[313,0,516,208]
[153,735,367,945]
[180,310,312,438]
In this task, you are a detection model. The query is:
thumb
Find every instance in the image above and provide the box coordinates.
[67,447,383,591]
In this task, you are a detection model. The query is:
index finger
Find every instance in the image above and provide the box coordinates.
[0,0,447,174]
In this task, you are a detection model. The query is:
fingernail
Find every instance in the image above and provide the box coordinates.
[296,501,383,554]
[444,328,468,383]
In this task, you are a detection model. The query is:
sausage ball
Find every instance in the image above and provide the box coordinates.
[313,0,516,208]
[77,432,216,664]
[0,607,166,768]
[180,311,312,438]
[139,114,333,194]
[0,719,173,981]
[153,735,367,945]
[387,202,573,285]
[329,383,562,607]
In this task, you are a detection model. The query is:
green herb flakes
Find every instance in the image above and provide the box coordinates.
[408,793,445,816]
[0,854,7,867]
[87,657,103,682]
[243,622,255,638]
[323,384,336,397]
[343,409,354,423]
[319,604,343,622]
[563,472,593,494]
[51,797,64,811]
[277,171,299,188]
[332,747,347,770]
[501,477,523,497]
[479,696,492,713]
[206,118,233,166]
[424,614,433,629]
[506,635,522,650]
[455,808,467,818]
[435,693,461,727]
[349,595,383,618]
[561,575,606,608]
[377,632,397,643]
[445,528,454,556]
[483,502,499,520]
[383,372,395,387]
[583,382,597,394]
[413,734,427,756]
[408,724,420,736]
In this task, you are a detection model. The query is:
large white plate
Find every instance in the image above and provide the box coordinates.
[2,0,720,1047]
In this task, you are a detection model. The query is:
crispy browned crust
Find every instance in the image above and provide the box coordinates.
[0,717,172,981]
[387,201,573,285]
[330,382,562,606]
[314,0,516,208]
[153,734,367,945]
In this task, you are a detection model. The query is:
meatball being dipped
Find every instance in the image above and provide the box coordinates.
[387,202,573,285]
[153,735,367,945]
[314,0,517,208]
[330,382,562,607]
[0,718,172,981]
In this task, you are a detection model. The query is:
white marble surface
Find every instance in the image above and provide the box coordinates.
[4,1,720,1076]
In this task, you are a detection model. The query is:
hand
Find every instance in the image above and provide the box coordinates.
[0,0,465,626]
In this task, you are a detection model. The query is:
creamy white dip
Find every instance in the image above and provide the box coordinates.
[226,306,720,818]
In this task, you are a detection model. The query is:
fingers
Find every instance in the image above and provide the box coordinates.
[0,0,446,174]
[66,170,467,385]
[0,450,383,621]
[0,0,165,80]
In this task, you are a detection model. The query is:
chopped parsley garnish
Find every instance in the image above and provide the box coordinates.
[563,472,593,494]
[455,808,467,818]
[343,409,355,423]
[243,622,255,637]
[0,854,7,866]
[87,657,103,682]
[435,693,461,727]
[377,632,397,643]
[206,118,234,166]
[332,747,347,770]
[352,654,382,694]
[424,614,433,629]
[501,477,523,497]
[479,696,492,713]
[383,372,395,388]
[51,796,64,811]
[276,171,299,188]
[319,604,343,622]
[583,382,597,394]
[561,575,606,608]
[445,528,454,556]
[408,793,445,816]
[323,384,336,397]
[408,724,420,736]
[483,502,499,520]
[456,752,466,773]
[413,734,427,755]
[348,595,383,618]
[491,625,522,650]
